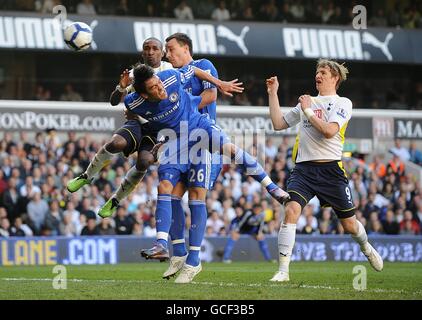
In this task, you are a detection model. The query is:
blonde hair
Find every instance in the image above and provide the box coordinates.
[316,59,349,89]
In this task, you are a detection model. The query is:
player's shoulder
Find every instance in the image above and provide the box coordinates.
[194,58,216,70]
[337,96,353,109]
[157,69,179,81]
[124,92,143,107]
[160,61,174,71]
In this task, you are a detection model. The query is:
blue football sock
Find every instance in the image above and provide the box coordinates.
[170,196,187,257]
[186,200,207,267]
[258,239,271,261]
[223,238,236,261]
[155,194,172,249]
[232,147,277,192]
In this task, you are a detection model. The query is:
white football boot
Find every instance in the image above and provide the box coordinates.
[174,263,202,284]
[162,254,187,279]
[270,271,290,282]
[363,243,384,272]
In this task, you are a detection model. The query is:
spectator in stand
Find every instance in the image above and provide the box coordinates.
[158,0,174,18]
[0,217,10,237]
[44,200,62,235]
[279,2,294,23]
[35,0,62,13]
[382,210,400,235]
[9,217,26,237]
[301,214,317,234]
[321,1,335,24]
[211,1,231,21]
[114,206,133,235]
[387,153,406,182]
[174,0,194,20]
[195,0,215,19]
[115,0,129,15]
[369,154,387,179]
[33,84,51,101]
[81,217,100,236]
[369,8,388,27]
[143,216,157,237]
[289,0,305,22]
[77,0,97,15]
[27,192,49,235]
[329,5,346,25]
[59,212,77,237]
[408,141,422,165]
[400,210,420,234]
[259,0,279,22]
[206,210,225,236]
[390,139,411,162]
[60,84,83,102]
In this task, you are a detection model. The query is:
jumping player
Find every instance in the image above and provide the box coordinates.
[118,64,289,283]
[66,38,172,212]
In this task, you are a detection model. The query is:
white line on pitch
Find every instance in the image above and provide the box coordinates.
[1,278,421,295]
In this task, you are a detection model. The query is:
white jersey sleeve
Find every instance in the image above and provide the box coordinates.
[327,97,352,129]
[283,103,301,127]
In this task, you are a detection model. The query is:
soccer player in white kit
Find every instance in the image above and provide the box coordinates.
[266,59,383,282]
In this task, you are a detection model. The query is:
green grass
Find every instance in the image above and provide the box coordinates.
[0,262,421,300]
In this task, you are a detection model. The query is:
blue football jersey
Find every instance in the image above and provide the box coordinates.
[179,59,218,121]
[124,69,202,134]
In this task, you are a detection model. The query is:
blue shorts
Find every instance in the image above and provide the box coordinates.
[287,161,355,219]
[182,115,227,189]
[157,114,228,189]
[158,163,189,187]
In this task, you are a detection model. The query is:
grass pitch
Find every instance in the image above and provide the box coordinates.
[0,262,421,300]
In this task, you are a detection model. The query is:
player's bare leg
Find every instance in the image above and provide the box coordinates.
[67,134,127,193]
[270,200,301,282]
[342,216,383,272]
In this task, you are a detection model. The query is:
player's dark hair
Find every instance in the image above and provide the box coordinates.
[132,63,155,94]
[166,32,193,56]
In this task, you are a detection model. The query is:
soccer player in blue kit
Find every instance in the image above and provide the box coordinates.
[162,33,224,280]
[161,33,289,282]
[124,64,288,282]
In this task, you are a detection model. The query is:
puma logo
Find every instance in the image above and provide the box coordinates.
[362,32,393,61]
[216,25,250,55]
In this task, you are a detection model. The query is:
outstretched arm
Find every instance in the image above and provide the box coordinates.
[192,67,243,97]
[266,76,289,131]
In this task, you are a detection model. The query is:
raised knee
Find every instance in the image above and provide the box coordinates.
[137,151,154,171]
[106,135,127,153]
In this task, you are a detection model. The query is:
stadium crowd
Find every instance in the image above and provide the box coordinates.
[4,0,422,29]
[0,130,421,238]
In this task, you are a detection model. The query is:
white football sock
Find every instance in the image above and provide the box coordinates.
[114,166,146,202]
[85,147,115,179]
[278,223,296,273]
[351,220,371,255]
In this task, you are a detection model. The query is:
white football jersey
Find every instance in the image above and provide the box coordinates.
[283,95,352,163]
